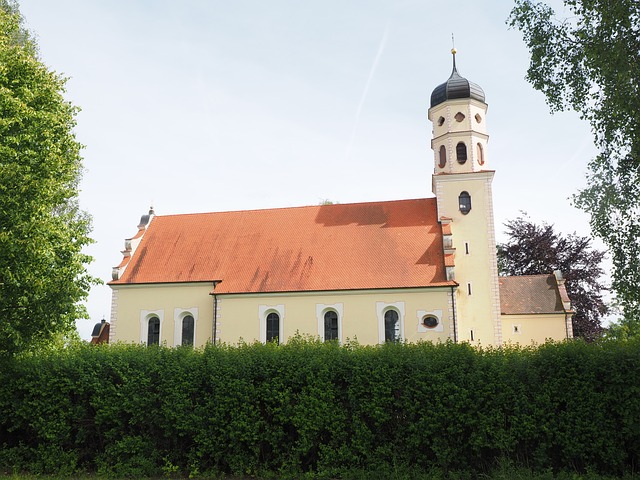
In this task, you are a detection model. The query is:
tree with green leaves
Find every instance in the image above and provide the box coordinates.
[0,1,98,355]
[497,215,607,341]
[508,1,640,333]
[508,0,640,334]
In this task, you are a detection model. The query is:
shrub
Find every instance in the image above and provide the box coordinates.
[0,338,638,477]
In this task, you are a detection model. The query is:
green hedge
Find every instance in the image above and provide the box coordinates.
[0,338,638,478]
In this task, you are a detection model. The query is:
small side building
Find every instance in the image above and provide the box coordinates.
[499,272,574,344]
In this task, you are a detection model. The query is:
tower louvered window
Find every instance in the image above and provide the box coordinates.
[456,142,467,163]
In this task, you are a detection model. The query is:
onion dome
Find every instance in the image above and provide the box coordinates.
[430,48,485,108]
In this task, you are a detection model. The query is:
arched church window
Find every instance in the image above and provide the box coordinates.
[459,191,471,215]
[266,312,280,344]
[438,145,447,168]
[456,142,467,164]
[477,143,484,165]
[324,310,338,341]
[147,316,160,346]
[384,309,400,343]
[182,315,194,346]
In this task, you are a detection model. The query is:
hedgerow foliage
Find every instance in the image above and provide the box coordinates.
[0,338,639,478]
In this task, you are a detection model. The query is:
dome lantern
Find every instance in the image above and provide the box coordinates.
[430,49,485,108]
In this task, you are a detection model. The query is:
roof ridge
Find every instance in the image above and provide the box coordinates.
[499,273,554,279]
[152,197,435,218]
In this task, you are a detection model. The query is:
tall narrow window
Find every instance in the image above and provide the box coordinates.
[147,316,160,346]
[384,310,400,343]
[182,315,194,346]
[324,311,338,341]
[456,142,467,164]
[477,143,485,165]
[459,191,471,215]
[266,312,280,344]
[438,145,447,168]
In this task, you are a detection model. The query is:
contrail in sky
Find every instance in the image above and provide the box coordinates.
[345,26,389,161]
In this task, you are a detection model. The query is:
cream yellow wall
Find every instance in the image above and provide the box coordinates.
[110,284,455,347]
[109,282,215,346]
[501,314,571,345]
[433,172,502,347]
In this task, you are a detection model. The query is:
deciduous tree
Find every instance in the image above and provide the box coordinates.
[497,215,607,341]
[0,1,97,355]
[508,0,640,332]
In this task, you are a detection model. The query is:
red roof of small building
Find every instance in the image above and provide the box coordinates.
[110,198,454,294]
[499,274,570,315]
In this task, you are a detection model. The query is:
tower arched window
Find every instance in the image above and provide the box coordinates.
[266,312,280,344]
[459,191,471,215]
[438,145,447,168]
[477,143,484,165]
[182,315,194,346]
[384,309,400,343]
[147,316,160,346]
[456,142,467,164]
[324,310,338,341]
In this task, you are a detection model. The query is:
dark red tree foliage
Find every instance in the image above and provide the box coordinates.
[497,215,607,341]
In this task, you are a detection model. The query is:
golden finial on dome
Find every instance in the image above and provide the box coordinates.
[451,47,457,55]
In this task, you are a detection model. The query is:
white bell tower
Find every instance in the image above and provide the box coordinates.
[429,49,502,346]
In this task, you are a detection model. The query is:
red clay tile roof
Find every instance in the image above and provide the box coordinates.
[499,274,568,315]
[110,198,454,293]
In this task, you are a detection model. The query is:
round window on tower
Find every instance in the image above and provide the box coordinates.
[477,143,484,165]
[438,145,446,168]
[456,142,467,164]
[459,191,471,215]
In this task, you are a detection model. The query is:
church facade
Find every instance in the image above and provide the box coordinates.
[108,52,573,347]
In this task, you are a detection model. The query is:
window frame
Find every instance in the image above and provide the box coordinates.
[174,307,199,347]
[259,304,285,344]
[438,145,447,168]
[316,303,344,342]
[476,142,485,165]
[417,309,444,333]
[140,309,164,346]
[376,302,405,344]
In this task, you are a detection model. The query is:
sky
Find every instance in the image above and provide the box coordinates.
[18,1,600,339]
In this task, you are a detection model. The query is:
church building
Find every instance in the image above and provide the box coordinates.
[108,51,574,347]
